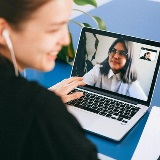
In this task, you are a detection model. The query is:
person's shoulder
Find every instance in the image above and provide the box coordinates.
[95,64,101,67]
[128,80,140,87]
[15,77,63,110]
[23,79,68,118]
[23,78,81,122]
[16,77,50,97]
[92,64,101,70]
[86,64,101,74]
[25,80,62,106]
[140,56,144,59]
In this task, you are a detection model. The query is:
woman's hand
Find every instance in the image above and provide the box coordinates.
[48,77,85,103]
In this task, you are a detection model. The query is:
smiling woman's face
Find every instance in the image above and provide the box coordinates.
[6,0,72,72]
[108,42,127,74]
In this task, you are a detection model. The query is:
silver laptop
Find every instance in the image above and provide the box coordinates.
[67,27,160,141]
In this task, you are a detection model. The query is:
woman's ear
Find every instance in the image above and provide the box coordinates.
[0,18,9,45]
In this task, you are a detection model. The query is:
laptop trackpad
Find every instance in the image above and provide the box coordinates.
[67,105,100,128]
[67,105,126,140]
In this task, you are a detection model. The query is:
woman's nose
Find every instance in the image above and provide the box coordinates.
[61,27,70,46]
[113,52,120,59]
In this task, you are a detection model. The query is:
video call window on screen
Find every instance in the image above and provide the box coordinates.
[74,31,160,101]
[139,47,157,62]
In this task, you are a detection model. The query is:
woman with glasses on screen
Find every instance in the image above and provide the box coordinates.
[83,38,147,101]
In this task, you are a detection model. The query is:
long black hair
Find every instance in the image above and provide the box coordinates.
[100,38,138,83]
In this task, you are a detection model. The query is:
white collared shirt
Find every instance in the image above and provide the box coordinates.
[83,64,147,101]
[108,69,122,92]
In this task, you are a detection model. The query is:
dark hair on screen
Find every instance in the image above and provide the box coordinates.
[0,0,51,29]
[100,38,138,83]
[145,52,150,56]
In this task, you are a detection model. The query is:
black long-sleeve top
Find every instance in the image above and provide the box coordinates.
[0,57,98,160]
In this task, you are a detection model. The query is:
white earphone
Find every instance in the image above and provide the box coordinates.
[2,29,19,77]
[2,30,13,49]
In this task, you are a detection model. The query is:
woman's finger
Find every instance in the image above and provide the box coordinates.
[62,77,83,84]
[62,80,86,94]
[62,92,84,103]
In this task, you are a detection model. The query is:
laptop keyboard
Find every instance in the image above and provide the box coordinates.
[66,89,140,123]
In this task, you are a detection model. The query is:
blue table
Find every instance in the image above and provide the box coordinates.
[26,0,160,159]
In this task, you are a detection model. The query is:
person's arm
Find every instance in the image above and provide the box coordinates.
[83,65,100,86]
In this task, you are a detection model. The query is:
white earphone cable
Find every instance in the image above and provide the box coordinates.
[2,30,19,77]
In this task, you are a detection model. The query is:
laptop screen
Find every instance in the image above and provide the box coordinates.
[71,27,160,105]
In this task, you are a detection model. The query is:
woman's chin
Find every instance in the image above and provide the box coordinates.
[39,62,55,72]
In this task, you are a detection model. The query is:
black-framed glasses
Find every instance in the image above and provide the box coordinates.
[110,48,128,57]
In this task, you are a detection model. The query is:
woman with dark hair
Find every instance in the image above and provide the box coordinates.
[0,0,98,160]
[140,52,151,61]
[83,38,147,100]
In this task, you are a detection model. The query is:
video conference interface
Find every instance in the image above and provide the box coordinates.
[72,31,160,101]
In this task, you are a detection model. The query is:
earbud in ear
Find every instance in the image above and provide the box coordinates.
[2,29,13,49]
[2,29,8,36]
[1,29,19,77]
[2,29,9,38]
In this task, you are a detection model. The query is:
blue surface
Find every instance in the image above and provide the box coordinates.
[26,0,160,159]
[26,60,72,88]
